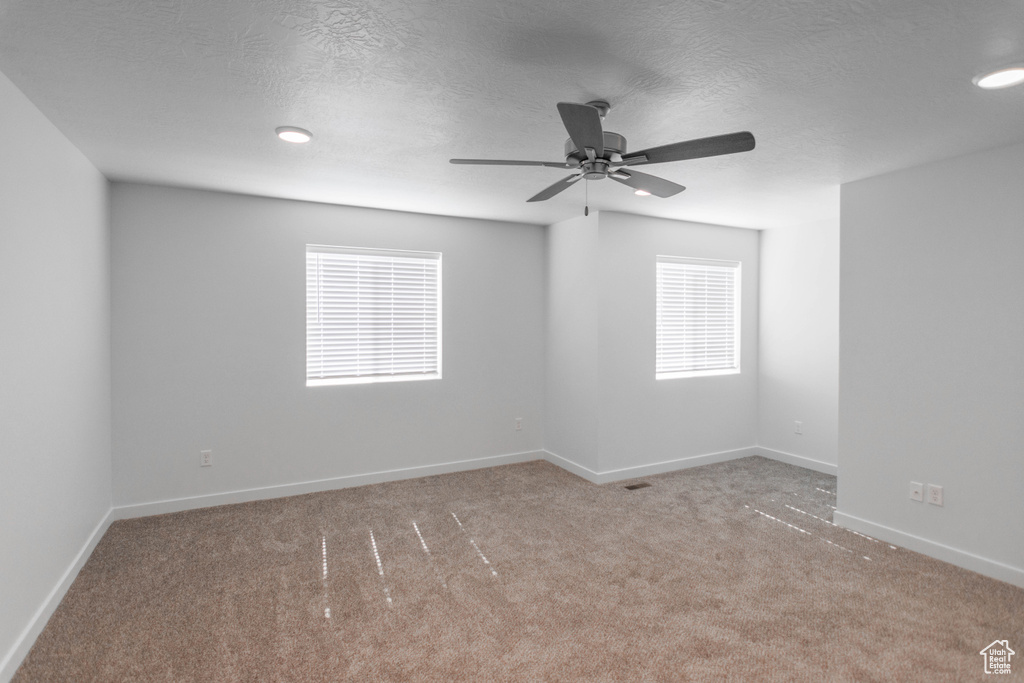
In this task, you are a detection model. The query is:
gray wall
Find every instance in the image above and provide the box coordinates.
[596,212,759,473]
[758,216,840,470]
[545,211,760,477]
[110,184,546,507]
[837,142,1024,583]
[545,214,600,471]
[0,71,111,675]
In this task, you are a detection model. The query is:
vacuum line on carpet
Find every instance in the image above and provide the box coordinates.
[451,512,498,577]
[369,530,393,605]
[745,505,811,535]
[746,505,870,560]
[790,491,838,511]
[784,505,897,550]
[322,535,328,579]
[321,534,331,619]
[413,521,448,589]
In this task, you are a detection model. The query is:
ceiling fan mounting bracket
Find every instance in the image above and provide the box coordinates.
[585,100,611,118]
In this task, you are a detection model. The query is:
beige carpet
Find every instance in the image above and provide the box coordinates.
[14,457,1024,681]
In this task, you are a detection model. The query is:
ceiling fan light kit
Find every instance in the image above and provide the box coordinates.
[450,100,755,203]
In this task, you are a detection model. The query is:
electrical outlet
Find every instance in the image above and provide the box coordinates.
[794,421,803,435]
[200,450,213,467]
[514,417,523,431]
[927,484,943,506]
[909,481,923,502]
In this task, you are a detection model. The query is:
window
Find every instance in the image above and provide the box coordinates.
[656,256,740,379]
[306,245,441,386]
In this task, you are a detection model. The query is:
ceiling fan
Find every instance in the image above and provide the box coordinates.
[450,100,755,202]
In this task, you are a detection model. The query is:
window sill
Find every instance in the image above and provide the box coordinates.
[307,373,441,387]
[656,368,740,380]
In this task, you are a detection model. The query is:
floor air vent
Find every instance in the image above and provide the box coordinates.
[624,482,651,490]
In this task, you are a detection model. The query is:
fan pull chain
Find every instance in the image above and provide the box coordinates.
[584,180,589,217]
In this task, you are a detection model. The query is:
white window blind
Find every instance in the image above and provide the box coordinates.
[306,245,441,386]
[656,256,741,379]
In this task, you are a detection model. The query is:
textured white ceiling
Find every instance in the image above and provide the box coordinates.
[1,0,1022,228]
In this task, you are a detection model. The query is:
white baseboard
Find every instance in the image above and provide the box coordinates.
[542,450,602,483]
[755,447,838,476]
[543,446,758,485]
[833,511,1024,589]
[112,450,545,520]
[0,508,115,682]
[593,446,760,483]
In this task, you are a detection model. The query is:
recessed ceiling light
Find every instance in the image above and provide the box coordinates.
[973,67,1024,90]
[276,126,312,143]
[634,189,651,196]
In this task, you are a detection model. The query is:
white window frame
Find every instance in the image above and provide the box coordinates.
[306,245,442,387]
[656,255,741,380]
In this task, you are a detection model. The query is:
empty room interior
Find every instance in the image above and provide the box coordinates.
[1,0,1023,680]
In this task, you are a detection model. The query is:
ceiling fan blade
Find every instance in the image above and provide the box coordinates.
[621,131,755,166]
[556,102,604,158]
[610,169,685,198]
[450,158,570,168]
[526,174,583,202]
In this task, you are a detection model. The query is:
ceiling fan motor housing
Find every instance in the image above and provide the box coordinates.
[564,131,627,168]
